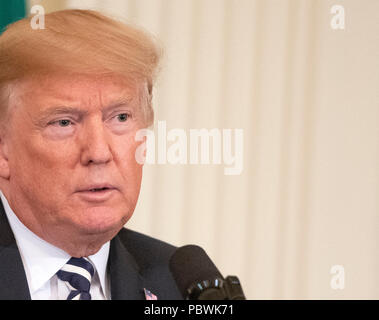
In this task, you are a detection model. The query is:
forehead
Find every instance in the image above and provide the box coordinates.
[13,74,141,111]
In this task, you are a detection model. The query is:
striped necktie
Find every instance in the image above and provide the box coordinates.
[57,257,95,300]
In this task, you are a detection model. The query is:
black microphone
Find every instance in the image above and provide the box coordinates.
[169,245,246,300]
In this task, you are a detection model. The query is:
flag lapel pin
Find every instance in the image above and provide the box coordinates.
[144,288,158,300]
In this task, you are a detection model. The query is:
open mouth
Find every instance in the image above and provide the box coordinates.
[76,185,116,202]
[89,187,109,192]
[78,184,116,192]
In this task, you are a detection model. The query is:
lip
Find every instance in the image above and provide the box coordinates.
[77,184,116,192]
[75,184,117,202]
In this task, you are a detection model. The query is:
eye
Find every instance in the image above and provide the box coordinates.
[57,119,72,127]
[48,119,74,127]
[44,118,76,139]
[116,113,130,122]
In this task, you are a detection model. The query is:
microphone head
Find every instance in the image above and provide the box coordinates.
[169,245,223,299]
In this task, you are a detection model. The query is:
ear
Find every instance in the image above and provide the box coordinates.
[135,128,149,166]
[0,131,10,180]
[142,134,147,164]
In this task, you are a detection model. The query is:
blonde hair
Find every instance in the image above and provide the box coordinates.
[0,9,161,125]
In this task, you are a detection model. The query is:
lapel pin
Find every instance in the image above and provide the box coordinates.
[144,288,158,300]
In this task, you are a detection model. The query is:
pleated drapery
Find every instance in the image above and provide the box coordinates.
[27,0,379,299]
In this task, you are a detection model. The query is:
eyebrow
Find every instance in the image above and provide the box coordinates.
[39,106,87,118]
[37,100,133,123]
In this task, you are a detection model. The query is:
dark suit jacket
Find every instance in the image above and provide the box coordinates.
[0,201,182,300]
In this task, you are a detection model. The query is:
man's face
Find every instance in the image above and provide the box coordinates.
[3,74,145,244]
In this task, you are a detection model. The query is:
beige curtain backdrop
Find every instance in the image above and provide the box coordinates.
[27,0,379,299]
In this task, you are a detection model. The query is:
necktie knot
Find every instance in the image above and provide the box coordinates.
[57,257,94,300]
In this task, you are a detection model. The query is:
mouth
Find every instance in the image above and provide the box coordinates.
[88,187,111,192]
[78,184,116,192]
[76,184,117,202]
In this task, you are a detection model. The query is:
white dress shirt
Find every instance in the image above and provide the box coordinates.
[0,191,111,300]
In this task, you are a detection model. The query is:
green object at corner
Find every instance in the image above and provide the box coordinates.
[0,0,26,34]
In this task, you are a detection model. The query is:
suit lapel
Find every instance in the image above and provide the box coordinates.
[108,234,145,300]
[0,200,31,300]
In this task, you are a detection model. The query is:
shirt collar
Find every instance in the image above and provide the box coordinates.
[0,191,110,298]
[87,242,110,299]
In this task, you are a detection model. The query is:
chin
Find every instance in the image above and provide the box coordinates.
[74,206,130,236]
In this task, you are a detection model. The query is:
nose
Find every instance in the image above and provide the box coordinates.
[80,119,113,166]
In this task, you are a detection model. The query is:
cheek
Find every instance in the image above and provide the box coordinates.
[9,132,77,192]
[116,137,144,192]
